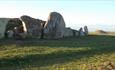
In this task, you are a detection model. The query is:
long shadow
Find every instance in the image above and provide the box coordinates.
[0,35,115,69]
[0,35,115,48]
[0,44,115,69]
[15,35,115,49]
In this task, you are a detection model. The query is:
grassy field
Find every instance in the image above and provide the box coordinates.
[0,35,115,70]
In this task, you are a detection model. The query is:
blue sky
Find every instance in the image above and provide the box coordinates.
[0,0,115,31]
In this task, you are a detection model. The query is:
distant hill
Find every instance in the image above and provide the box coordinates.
[95,30,108,34]
[90,30,115,36]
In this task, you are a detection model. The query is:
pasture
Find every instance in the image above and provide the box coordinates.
[0,35,115,70]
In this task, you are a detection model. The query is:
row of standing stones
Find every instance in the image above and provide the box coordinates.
[5,12,88,39]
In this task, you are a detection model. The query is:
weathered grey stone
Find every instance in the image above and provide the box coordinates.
[7,30,14,38]
[20,15,44,37]
[44,12,66,39]
[84,26,88,35]
[64,28,73,37]
[6,18,22,31]
[13,25,26,39]
[79,27,85,36]
[63,28,79,37]
[72,29,79,36]
[0,18,10,38]
[5,18,27,38]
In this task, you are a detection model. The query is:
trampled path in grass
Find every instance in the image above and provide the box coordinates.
[0,35,115,70]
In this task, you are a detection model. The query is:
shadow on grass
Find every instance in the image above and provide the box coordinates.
[0,35,115,47]
[0,44,115,69]
[15,35,115,49]
[0,35,115,69]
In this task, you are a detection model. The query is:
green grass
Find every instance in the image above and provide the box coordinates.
[0,35,115,70]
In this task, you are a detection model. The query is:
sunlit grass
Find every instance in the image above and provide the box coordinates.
[0,35,115,70]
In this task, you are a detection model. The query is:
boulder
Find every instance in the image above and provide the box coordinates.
[64,28,79,37]
[5,18,27,38]
[72,29,79,36]
[84,26,88,35]
[79,27,85,36]
[44,12,66,39]
[20,15,44,37]
[64,28,73,37]
[6,18,23,31]
[7,30,14,38]
[0,18,10,38]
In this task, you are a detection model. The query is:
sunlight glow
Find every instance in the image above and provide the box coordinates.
[0,0,115,31]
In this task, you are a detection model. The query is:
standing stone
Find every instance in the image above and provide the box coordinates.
[44,12,66,39]
[0,18,10,39]
[5,18,27,38]
[64,28,73,37]
[20,15,44,38]
[84,26,88,35]
[72,29,79,37]
[6,18,23,32]
[7,30,14,38]
[79,27,85,36]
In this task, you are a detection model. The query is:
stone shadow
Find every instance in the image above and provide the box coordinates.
[0,35,115,69]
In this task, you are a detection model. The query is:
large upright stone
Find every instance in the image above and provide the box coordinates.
[0,18,10,38]
[5,18,27,38]
[6,18,23,31]
[20,15,44,37]
[44,12,66,39]
[84,26,88,35]
[79,27,85,36]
